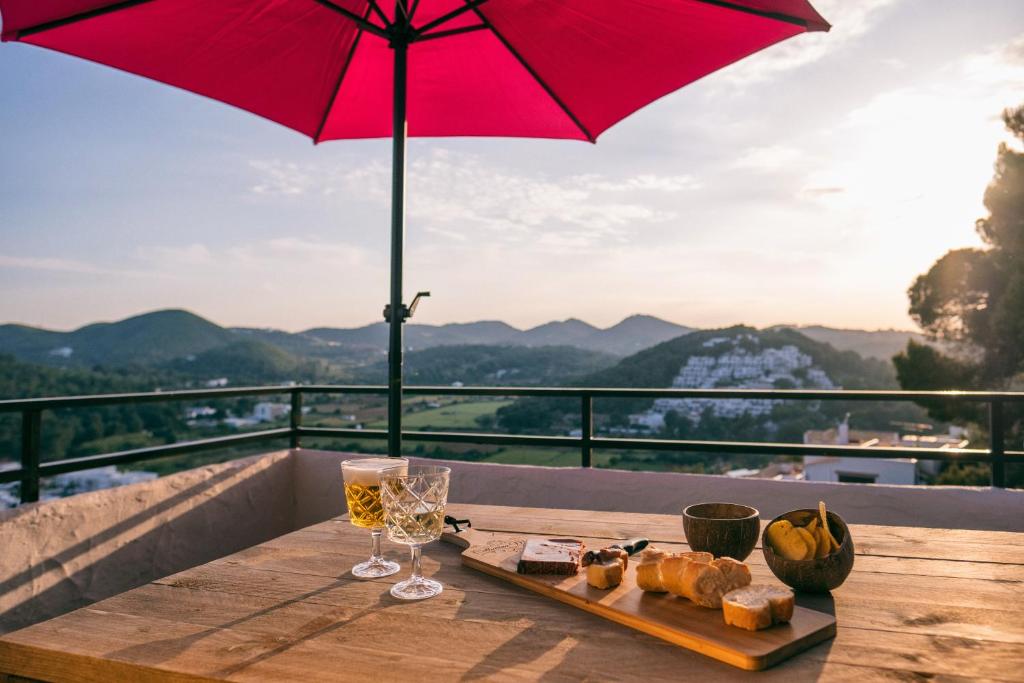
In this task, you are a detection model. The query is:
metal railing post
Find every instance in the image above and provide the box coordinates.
[581,394,593,468]
[290,389,303,449]
[989,400,1005,488]
[20,409,41,504]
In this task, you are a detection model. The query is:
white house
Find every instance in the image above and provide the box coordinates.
[803,416,969,485]
[253,402,291,422]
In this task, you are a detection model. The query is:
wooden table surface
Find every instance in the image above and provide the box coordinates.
[1,503,1022,682]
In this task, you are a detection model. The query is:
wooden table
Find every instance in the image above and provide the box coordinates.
[1,504,1022,682]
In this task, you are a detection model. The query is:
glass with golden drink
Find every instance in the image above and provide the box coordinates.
[341,457,408,578]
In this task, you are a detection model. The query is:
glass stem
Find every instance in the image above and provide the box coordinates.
[409,545,423,581]
[370,528,384,562]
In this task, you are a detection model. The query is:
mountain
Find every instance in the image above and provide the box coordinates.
[587,314,694,356]
[303,315,694,356]
[0,310,236,367]
[352,344,618,386]
[770,325,926,360]
[303,320,522,351]
[518,318,600,347]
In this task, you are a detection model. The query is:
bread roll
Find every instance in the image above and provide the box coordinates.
[722,585,795,631]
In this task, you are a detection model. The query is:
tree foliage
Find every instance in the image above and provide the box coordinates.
[895,103,1024,486]
[900,104,1024,383]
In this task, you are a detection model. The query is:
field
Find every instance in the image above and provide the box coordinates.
[365,399,514,430]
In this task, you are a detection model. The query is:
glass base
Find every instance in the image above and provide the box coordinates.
[352,558,400,579]
[390,576,443,600]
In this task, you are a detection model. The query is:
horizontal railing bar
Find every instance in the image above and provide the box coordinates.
[297,426,578,448]
[0,386,303,412]
[0,429,291,483]
[397,386,1024,402]
[295,426,1017,462]
[590,438,1002,461]
[4,385,1024,412]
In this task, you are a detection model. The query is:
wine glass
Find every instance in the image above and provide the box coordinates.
[341,457,408,578]
[380,465,451,600]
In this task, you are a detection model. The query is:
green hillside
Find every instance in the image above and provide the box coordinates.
[164,340,331,384]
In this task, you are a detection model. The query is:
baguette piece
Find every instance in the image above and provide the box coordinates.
[711,557,752,594]
[635,548,670,592]
[662,553,751,608]
[722,585,795,631]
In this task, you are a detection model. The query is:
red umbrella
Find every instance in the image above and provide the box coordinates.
[0,0,829,454]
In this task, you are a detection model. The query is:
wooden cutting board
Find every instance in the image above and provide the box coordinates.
[442,528,836,671]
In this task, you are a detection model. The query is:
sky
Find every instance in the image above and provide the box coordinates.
[1,0,1023,334]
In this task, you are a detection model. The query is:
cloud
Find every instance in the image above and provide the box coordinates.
[0,254,142,277]
[248,149,698,248]
[732,145,804,171]
[717,0,903,85]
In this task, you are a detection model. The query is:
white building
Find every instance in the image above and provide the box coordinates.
[803,416,969,485]
[629,335,836,430]
[253,402,291,422]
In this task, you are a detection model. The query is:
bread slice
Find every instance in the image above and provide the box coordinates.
[662,553,726,608]
[710,557,752,594]
[635,548,670,592]
[722,585,795,631]
[660,553,753,608]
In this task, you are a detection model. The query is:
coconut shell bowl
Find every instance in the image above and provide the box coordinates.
[762,508,855,593]
[682,502,760,561]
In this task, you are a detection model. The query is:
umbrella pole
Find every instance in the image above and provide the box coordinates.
[386,25,408,458]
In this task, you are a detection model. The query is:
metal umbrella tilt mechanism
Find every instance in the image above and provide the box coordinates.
[0,0,829,456]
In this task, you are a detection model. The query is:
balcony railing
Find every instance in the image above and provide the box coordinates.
[2,385,1022,504]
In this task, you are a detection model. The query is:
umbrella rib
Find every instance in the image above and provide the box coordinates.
[366,0,393,29]
[687,0,824,30]
[310,0,392,40]
[416,24,487,42]
[465,3,594,143]
[412,0,490,38]
[16,0,158,38]
[314,5,373,143]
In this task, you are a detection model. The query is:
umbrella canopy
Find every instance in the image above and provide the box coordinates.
[0,0,829,455]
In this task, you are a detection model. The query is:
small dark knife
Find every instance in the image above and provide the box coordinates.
[582,537,649,566]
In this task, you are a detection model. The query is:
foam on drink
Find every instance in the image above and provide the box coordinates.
[342,457,407,486]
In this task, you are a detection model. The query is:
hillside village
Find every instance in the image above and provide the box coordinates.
[630,334,836,429]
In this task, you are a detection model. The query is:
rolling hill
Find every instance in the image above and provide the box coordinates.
[0,310,236,367]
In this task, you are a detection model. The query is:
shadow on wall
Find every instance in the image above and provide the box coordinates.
[0,451,296,635]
